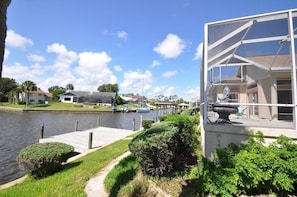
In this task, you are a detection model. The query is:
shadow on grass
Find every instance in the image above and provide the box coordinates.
[62,161,82,172]
[109,155,137,197]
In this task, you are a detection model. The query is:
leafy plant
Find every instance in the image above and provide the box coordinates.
[158,114,168,122]
[191,131,297,196]
[129,122,178,177]
[129,115,198,177]
[17,142,74,178]
[142,119,154,130]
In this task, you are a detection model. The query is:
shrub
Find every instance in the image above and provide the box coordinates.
[129,122,178,177]
[158,114,168,122]
[164,114,199,155]
[17,142,74,178]
[191,131,297,196]
[129,115,199,177]
[181,106,200,116]
[142,119,154,130]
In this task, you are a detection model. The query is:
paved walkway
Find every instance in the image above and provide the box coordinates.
[85,151,131,197]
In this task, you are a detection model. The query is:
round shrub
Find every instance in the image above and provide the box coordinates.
[142,119,154,130]
[158,114,168,122]
[129,122,179,177]
[129,115,199,177]
[17,142,74,178]
[181,106,200,116]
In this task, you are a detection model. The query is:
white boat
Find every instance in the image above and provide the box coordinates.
[136,102,150,113]
[136,107,150,113]
[137,79,150,113]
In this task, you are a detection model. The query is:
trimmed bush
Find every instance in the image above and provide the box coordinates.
[129,122,178,177]
[129,115,198,177]
[164,114,199,154]
[181,106,200,116]
[158,114,168,122]
[142,119,154,130]
[17,142,74,178]
[191,131,297,196]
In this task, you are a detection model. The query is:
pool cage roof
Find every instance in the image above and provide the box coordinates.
[201,9,297,127]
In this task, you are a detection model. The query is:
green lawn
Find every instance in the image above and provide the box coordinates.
[0,137,136,197]
[0,102,114,111]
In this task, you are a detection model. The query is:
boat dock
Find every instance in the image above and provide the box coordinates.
[39,126,135,153]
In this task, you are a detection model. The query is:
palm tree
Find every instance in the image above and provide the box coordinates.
[0,0,11,78]
[21,80,37,108]
[8,86,21,104]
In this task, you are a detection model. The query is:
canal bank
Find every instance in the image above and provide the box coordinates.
[0,108,168,185]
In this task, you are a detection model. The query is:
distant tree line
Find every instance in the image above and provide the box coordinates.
[0,78,187,106]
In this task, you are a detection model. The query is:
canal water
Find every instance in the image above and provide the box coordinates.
[0,109,166,185]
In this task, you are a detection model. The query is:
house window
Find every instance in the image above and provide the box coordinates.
[247,83,258,116]
[229,86,239,103]
[64,97,71,101]
[277,79,292,120]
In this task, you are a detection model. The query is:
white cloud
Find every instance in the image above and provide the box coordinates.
[165,86,175,96]
[150,60,160,68]
[3,62,41,85]
[75,51,117,90]
[162,70,178,78]
[114,65,122,72]
[193,42,203,60]
[153,85,175,97]
[184,86,200,100]
[6,30,33,50]
[117,31,128,40]
[47,43,78,69]
[153,33,186,59]
[4,49,10,61]
[28,54,45,62]
[120,70,153,94]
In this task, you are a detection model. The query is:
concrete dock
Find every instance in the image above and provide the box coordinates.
[39,126,135,153]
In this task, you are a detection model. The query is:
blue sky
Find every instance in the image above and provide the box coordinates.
[3,0,296,101]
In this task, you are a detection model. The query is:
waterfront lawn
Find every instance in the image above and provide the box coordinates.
[0,102,113,111]
[0,138,133,196]
[0,102,25,109]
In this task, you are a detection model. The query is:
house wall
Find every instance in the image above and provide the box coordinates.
[59,95,74,103]
[203,124,297,159]
[245,66,280,119]
[28,93,46,104]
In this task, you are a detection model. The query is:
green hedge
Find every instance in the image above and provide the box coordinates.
[129,122,178,177]
[129,114,198,177]
[142,119,154,130]
[158,114,168,122]
[181,106,200,116]
[191,131,297,196]
[17,142,74,178]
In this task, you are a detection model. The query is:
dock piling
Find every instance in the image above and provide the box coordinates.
[40,124,44,139]
[75,120,78,131]
[88,132,93,149]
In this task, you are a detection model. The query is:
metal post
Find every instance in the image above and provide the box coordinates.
[40,124,44,139]
[88,132,93,149]
[75,120,78,131]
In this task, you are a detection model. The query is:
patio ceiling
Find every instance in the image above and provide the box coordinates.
[206,9,297,71]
